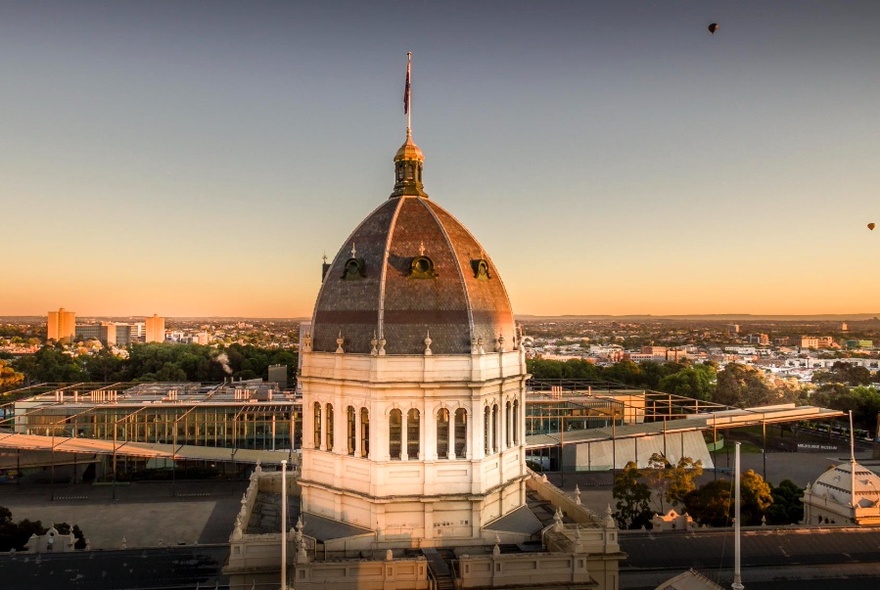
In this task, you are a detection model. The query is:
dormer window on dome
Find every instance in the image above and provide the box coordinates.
[471,258,491,281]
[341,243,366,280]
[410,256,436,279]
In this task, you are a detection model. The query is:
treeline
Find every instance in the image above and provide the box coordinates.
[527,358,717,400]
[0,506,87,551]
[10,343,298,388]
[612,457,802,529]
[528,357,880,432]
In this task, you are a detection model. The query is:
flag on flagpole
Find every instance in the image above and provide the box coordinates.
[403,54,411,115]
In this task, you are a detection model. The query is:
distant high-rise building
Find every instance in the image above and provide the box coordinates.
[145,314,166,343]
[267,364,287,389]
[114,324,136,346]
[75,322,117,346]
[47,308,76,343]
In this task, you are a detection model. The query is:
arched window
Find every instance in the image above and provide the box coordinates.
[313,402,322,449]
[454,408,467,459]
[407,409,420,460]
[325,403,334,452]
[360,408,370,458]
[512,399,520,445]
[389,409,402,460]
[436,408,450,459]
[492,404,498,453]
[346,406,356,456]
[484,406,491,454]
[505,401,512,447]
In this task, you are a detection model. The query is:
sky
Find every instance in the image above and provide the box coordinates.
[2,1,880,318]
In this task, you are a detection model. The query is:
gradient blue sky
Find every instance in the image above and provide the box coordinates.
[3,1,879,318]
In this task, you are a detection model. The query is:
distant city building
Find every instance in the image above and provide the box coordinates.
[631,346,687,363]
[748,333,770,345]
[267,364,287,388]
[726,324,740,335]
[801,335,836,349]
[74,322,117,346]
[114,324,138,346]
[145,314,165,343]
[840,321,849,332]
[843,339,874,350]
[47,307,76,343]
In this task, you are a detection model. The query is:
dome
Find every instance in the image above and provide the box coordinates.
[309,135,515,355]
[811,461,880,508]
[394,130,424,162]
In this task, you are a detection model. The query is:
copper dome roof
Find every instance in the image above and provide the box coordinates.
[309,137,515,355]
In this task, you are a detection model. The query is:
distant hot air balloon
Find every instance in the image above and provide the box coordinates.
[869,222,876,231]
[708,23,719,34]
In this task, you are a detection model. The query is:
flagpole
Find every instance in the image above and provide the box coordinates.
[405,52,412,134]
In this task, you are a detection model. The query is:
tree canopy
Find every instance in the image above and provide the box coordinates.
[612,461,654,530]
[11,343,298,387]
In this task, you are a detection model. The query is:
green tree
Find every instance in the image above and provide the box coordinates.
[665,456,704,509]
[682,470,772,527]
[683,479,732,527]
[740,469,773,525]
[658,364,716,401]
[714,363,775,408]
[612,461,654,530]
[764,479,804,525]
[82,348,124,382]
[0,359,25,392]
[13,346,88,383]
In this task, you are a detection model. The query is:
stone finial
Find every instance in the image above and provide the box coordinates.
[493,534,501,556]
[254,460,262,473]
[350,243,357,258]
[378,337,386,356]
[574,484,582,505]
[303,332,312,352]
[497,334,505,352]
[385,549,394,561]
[605,505,616,528]
[575,525,582,540]
[553,507,564,531]
[121,537,127,550]
[371,331,378,356]
[477,337,484,354]
[297,538,309,564]
[471,337,478,354]
[336,331,345,354]
[424,329,432,355]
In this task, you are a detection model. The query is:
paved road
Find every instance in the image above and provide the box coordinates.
[0,545,230,589]
[0,479,248,549]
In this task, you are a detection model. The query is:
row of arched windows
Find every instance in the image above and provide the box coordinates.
[483,400,520,454]
[314,402,370,457]
[313,401,519,460]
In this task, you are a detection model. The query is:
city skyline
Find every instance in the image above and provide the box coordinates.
[4,1,880,318]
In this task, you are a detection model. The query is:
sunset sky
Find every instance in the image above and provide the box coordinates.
[3,1,879,318]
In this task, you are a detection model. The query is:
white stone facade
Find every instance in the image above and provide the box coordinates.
[298,347,530,548]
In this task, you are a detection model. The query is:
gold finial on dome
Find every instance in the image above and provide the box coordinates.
[390,52,428,199]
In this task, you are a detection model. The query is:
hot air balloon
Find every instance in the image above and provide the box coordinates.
[708,23,719,34]
[868,222,875,231]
